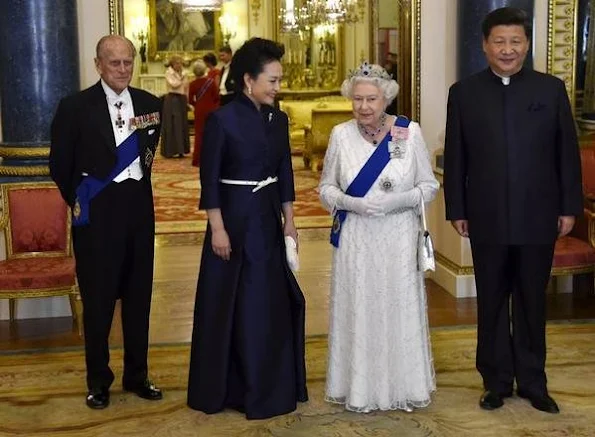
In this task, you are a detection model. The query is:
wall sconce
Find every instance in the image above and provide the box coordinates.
[218,13,238,46]
[131,15,149,71]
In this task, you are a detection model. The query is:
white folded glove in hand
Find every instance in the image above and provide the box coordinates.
[377,188,421,215]
[285,236,299,272]
[336,194,384,216]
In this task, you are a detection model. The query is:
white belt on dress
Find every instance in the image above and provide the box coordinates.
[219,176,278,192]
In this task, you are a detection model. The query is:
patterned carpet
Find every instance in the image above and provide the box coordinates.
[1,323,594,436]
[151,154,331,234]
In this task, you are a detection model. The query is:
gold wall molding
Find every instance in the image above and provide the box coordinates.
[547,0,577,109]
[250,0,262,25]
[0,147,50,159]
[0,166,50,177]
[434,251,475,276]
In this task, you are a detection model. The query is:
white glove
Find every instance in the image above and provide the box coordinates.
[336,194,383,216]
[285,236,299,272]
[377,188,421,214]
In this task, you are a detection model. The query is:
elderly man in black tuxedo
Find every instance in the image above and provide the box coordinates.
[444,8,582,414]
[50,35,163,409]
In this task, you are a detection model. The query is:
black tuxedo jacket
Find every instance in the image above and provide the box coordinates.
[444,68,583,244]
[220,64,235,95]
[50,81,162,206]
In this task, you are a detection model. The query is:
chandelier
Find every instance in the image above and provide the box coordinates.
[279,0,365,32]
[168,0,223,12]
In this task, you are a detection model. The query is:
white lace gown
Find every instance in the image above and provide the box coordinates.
[319,119,439,412]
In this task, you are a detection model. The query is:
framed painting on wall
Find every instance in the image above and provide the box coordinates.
[148,0,221,61]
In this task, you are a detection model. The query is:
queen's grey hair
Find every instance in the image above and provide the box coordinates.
[340,75,400,107]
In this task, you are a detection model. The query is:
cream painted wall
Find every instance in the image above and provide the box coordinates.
[419,0,456,154]
[77,0,110,88]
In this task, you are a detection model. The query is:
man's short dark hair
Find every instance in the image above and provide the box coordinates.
[482,7,532,40]
[219,45,232,55]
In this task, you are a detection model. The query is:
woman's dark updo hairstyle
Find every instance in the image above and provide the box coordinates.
[230,37,285,93]
[202,52,217,68]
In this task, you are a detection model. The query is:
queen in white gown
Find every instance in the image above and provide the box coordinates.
[319,62,439,413]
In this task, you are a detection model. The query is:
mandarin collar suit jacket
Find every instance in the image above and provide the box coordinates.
[50,81,162,206]
[443,68,583,245]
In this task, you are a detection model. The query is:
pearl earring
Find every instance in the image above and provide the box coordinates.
[248,86,252,95]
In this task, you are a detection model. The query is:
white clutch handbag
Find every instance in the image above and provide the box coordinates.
[285,236,300,272]
[418,190,435,272]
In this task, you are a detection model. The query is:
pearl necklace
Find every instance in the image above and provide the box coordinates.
[358,113,387,145]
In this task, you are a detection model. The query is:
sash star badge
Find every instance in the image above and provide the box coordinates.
[72,198,81,219]
[332,215,341,233]
[144,148,154,167]
[379,177,395,192]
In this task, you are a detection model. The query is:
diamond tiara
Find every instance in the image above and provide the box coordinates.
[347,61,393,80]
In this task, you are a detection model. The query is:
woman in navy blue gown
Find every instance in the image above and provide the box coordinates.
[187,38,308,420]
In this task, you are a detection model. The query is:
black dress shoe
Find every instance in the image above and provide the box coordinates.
[479,390,505,410]
[86,387,110,409]
[124,379,163,400]
[517,390,560,414]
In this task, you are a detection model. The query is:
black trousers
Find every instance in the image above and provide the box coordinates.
[470,242,555,397]
[73,179,155,390]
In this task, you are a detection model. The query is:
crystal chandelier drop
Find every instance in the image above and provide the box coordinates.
[279,0,365,32]
[168,0,223,12]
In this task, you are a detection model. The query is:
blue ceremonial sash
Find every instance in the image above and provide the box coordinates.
[72,133,140,226]
[330,115,410,247]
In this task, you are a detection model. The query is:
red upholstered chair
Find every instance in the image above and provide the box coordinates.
[0,182,82,333]
[551,146,595,294]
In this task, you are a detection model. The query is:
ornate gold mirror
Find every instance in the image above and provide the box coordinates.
[369,0,419,120]
[548,0,595,134]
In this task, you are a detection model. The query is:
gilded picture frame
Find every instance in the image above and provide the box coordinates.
[546,0,578,110]
[148,0,222,61]
[108,0,222,62]
[369,0,420,121]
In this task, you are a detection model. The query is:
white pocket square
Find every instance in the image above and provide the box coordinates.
[148,129,156,135]
[285,236,299,272]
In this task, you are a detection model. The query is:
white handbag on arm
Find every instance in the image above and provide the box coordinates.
[418,189,435,272]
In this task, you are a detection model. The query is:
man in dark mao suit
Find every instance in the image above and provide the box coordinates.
[50,35,163,409]
[444,8,582,414]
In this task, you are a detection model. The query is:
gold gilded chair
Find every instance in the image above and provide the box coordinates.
[0,182,82,334]
[550,146,595,295]
[279,97,351,156]
[304,107,353,171]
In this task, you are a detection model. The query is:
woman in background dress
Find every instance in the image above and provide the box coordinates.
[187,37,308,420]
[161,55,190,158]
[188,60,220,167]
[319,62,439,413]
[203,52,221,88]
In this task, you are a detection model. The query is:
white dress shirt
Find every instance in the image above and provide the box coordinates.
[219,63,230,95]
[100,79,143,182]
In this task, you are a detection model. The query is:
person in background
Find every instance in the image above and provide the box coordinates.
[50,34,163,410]
[187,37,308,420]
[218,45,235,105]
[443,7,583,414]
[203,52,221,88]
[319,62,439,413]
[161,55,190,158]
[384,52,398,115]
[188,60,220,167]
